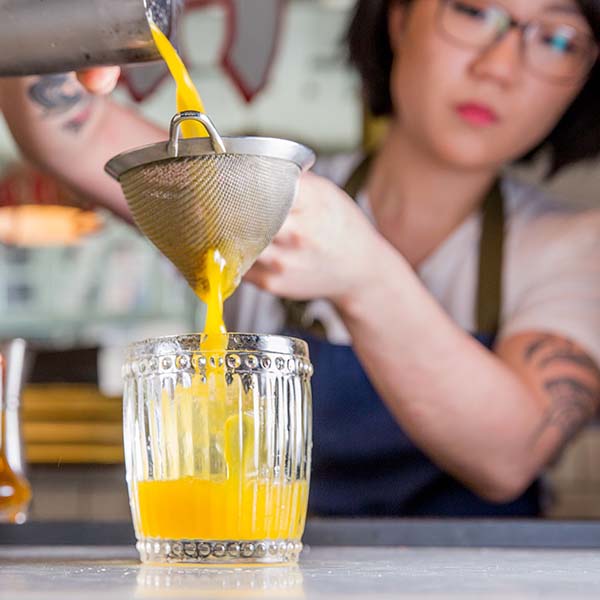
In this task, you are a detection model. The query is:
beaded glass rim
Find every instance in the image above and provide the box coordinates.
[122,333,313,379]
[125,332,308,358]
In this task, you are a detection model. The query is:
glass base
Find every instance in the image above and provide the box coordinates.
[0,509,27,524]
[137,538,303,564]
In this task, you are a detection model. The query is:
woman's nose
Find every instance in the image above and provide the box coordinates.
[469,29,524,87]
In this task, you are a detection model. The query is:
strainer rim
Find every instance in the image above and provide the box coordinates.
[105,136,315,179]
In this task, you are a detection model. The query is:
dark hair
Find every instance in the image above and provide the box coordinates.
[347,0,600,174]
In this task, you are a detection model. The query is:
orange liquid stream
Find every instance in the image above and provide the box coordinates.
[149,21,208,139]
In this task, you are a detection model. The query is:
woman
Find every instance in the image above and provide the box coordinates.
[237,0,600,516]
[1,0,600,516]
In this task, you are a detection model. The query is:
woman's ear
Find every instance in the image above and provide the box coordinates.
[388,1,407,53]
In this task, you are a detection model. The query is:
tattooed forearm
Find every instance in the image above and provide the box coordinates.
[525,335,600,446]
[27,74,93,133]
[535,378,598,443]
[28,74,84,114]
[539,349,599,372]
[525,335,600,378]
[524,335,555,362]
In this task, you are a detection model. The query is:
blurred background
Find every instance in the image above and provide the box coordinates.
[0,0,598,523]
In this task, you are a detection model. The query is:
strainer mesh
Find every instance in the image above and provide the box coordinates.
[119,154,300,296]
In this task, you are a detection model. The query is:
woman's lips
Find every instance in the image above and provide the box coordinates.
[455,103,499,126]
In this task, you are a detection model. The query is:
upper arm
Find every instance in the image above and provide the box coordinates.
[497,332,600,460]
[495,207,600,461]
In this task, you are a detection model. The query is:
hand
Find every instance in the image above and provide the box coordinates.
[76,66,121,95]
[244,172,380,305]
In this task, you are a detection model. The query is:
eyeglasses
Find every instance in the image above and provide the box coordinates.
[437,0,599,82]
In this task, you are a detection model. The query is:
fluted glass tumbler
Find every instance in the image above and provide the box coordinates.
[122,333,313,564]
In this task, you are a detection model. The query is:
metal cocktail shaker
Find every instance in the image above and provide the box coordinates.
[0,0,182,76]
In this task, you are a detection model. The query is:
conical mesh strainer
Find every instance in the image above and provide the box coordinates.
[105,111,315,297]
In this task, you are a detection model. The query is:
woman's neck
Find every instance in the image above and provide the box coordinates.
[367,121,499,268]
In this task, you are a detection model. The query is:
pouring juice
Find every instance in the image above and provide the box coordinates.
[128,22,310,550]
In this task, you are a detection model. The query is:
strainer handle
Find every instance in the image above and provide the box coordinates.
[168,111,227,156]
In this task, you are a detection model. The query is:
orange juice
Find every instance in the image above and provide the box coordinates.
[133,366,309,542]
[149,21,208,139]
[137,478,308,540]
[198,248,232,337]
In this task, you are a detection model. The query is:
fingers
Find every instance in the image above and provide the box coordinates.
[272,224,302,248]
[244,261,278,292]
[76,67,121,95]
[244,244,289,292]
[272,213,304,248]
[254,245,285,274]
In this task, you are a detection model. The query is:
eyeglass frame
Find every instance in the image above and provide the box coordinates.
[435,0,600,83]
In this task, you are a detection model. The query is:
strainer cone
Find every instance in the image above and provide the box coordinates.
[105,111,315,297]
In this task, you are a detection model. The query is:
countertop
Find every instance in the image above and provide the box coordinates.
[2,545,600,599]
[3,518,600,548]
[3,520,600,598]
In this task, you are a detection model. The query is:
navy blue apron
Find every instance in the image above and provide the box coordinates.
[284,156,540,517]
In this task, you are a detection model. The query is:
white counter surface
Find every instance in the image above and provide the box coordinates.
[1,545,600,599]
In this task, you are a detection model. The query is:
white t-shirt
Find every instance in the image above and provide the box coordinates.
[225,154,600,367]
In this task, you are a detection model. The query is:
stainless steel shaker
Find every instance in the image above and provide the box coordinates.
[0,0,182,76]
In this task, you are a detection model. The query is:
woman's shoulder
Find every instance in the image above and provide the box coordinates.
[503,176,600,257]
[500,177,600,364]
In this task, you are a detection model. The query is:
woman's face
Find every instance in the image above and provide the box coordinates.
[389,0,596,169]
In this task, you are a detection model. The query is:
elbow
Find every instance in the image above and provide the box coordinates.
[467,463,537,505]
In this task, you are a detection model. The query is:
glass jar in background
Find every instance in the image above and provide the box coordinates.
[122,333,313,564]
[0,341,32,524]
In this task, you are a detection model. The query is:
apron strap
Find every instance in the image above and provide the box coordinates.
[283,155,505,339]
[476,181,504,338]
[343,154,375,200]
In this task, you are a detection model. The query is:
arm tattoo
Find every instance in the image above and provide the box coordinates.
[534,378,597,444]
[525,335,600,446]
[28,74,93,133]
[525,335,600,378]
[539,350,599,372]
[524,335,555,362]
[28,74,83,114]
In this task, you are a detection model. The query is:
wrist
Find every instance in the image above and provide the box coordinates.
[332,232,410,319]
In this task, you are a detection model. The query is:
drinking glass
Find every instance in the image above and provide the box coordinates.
[122,333,312,564]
